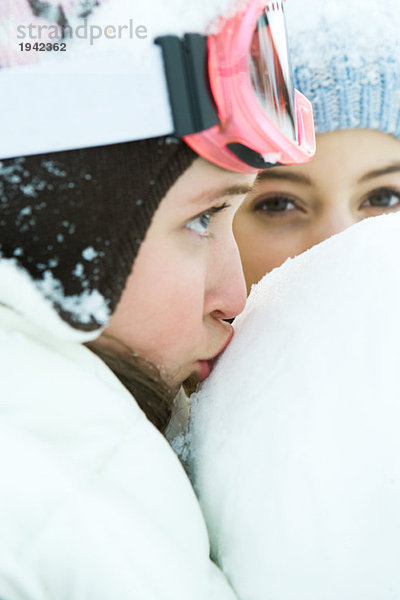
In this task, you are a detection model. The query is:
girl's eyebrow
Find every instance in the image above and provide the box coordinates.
[192,184,253,205]
[256,169,312,185]
[219,184,254,197]
[358,162,400,183]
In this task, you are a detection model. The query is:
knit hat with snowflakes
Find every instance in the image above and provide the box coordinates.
[0,138,196,332]
[284,0,400,138]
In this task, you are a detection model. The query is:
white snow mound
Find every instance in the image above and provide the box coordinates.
[187,211,400,600]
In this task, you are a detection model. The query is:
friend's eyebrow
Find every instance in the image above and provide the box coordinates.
[358,162,400,183]
[255,169,312,186]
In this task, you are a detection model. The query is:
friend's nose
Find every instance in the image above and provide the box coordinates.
[309,208,359,248]
[205,239,247,320]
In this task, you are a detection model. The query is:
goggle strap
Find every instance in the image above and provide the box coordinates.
[0,45,174,160]
[155,34,219,138]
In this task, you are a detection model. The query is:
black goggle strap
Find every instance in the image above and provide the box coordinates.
[155,34,219,138]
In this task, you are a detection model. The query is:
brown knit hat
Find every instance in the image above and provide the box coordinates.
[0,136,197,331]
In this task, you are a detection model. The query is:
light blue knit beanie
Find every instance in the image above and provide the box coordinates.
[284,0,400,138]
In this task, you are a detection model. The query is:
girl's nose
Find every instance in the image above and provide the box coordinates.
[205,239,247,321]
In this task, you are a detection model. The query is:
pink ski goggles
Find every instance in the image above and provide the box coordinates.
[157,0,315,174]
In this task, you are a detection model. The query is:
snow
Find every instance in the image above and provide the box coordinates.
[37,270,109,325]
[285,0,400,66]
[5,0,248,74]
[186,211,400,599]
[34,4,62,23]
[20,184,38,198]
[82,246,98,261]
[0,158,51,199]
[0,158,25,182]
[73,263,84,278]
[262,152,282,164]
[41,161,67,178]
[64,0,249,49]
[18,206,32,217]
[0,259,105,342]
[284,0,400,137]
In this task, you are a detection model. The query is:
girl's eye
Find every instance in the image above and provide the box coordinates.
[185,203,230,236]
[362,189,400,209]
[254,196,297,214]
[185,211,212,235]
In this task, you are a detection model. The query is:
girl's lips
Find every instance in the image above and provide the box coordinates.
[195,359,213,382]
[196,328,235,382]
[211,327,234,359]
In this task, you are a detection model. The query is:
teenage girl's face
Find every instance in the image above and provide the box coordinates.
[234,129,400,292]
[102,157,254,390]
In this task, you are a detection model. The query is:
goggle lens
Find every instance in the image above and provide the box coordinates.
[249,1,297,142]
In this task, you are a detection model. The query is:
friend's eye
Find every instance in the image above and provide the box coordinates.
[254,195,297,214]
[185,202,230,236]
[362,188,400,209]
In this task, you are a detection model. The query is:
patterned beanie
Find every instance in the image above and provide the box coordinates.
[284,0,400,138]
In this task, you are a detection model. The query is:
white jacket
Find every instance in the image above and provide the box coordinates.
[0,260,236,600]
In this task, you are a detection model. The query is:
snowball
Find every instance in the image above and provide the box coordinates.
[187,212,400,599]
